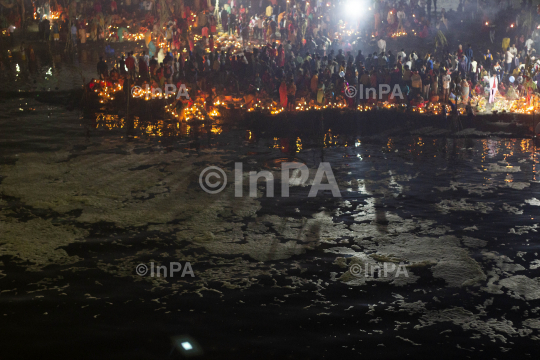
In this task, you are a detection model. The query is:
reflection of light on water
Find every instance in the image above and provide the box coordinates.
[95,113,124,129]
[520,139,531,153]
[143,120,189,137]
[96,116,192,137]
[503,140,515,160]
[296,137,302,152]
[324,130,334,147]
[387,138,394,152]
[487,139,498,159]
[145,122,160,137]
[273,137,280,149]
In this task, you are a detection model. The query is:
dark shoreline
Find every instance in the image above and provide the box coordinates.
[2,89,534,141]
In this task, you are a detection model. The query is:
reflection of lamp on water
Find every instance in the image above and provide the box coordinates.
[170,335,203,357]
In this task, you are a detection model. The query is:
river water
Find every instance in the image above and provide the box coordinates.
[1,93,540,359]
[1,44,540,359]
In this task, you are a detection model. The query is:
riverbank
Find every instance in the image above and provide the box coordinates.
[1,87,537,143]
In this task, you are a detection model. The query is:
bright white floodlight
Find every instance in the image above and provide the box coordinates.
[345,0,364,17]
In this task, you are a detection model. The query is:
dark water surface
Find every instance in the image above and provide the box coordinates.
[1,93,540,360]
[1,41,142,92]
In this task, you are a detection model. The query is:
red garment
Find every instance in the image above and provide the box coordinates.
[268,47,277,60]
[277,48,285,67]
[139,60,148,74]
[279,82,288,108]
[125,56,135,70]
[419,25,428,38]
[370,74,377,87]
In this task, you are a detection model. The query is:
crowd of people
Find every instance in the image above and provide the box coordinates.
[94,39,540,111]
[4,0,540,113]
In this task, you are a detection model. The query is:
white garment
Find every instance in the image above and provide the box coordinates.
[505,51,514,64]
[377,39,386,52]
[525,39,534,51]
[488,75,498,103]
[157,48,165,64]
[442,74,451,89]
[470,60,477,73]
